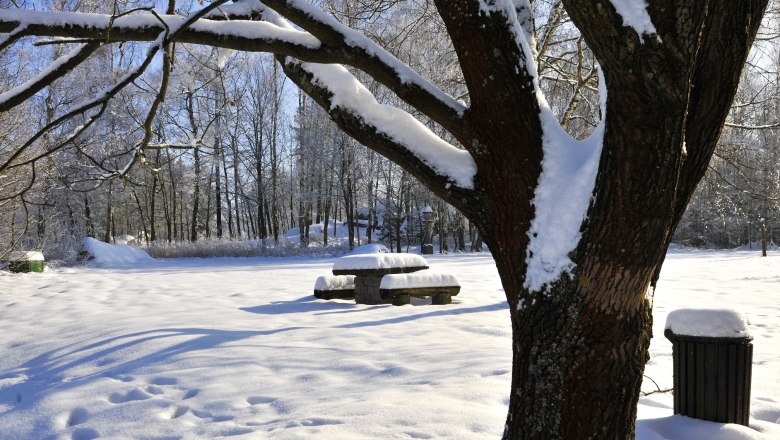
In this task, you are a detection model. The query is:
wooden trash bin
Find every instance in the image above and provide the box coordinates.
[665,309,753,426]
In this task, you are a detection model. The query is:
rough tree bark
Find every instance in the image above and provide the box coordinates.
[493,2,766,438]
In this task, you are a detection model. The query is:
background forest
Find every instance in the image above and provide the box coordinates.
[2,0,780,263]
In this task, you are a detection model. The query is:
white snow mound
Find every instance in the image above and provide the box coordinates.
[82,237,153,267]
[665,308,750,338]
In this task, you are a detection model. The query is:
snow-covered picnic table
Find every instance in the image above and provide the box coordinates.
[331,253,429,304]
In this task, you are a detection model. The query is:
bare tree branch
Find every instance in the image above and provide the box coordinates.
[724,121,780,129]
[0,4,466,140]
[259,0,467,139]
[0,41,101,113]
[281,58,478,216]
[0,22,26,51]
[0,1,231,177]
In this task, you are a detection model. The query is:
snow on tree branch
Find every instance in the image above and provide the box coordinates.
[0,41,100,113]
[0,1,231,176]
[0,4,464,142]
[286,59,476,192]
[0,9,321,52]
[523,69,606,294]
[260,0,467,137]
[0,22,26,52]
[478,0,540,82]
[471,1,608,293]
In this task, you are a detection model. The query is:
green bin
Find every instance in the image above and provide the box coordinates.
[8,251,45,273]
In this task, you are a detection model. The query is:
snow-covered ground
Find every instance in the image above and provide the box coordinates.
[0,247,778,439]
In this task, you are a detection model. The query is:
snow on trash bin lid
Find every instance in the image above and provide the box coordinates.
[7,251,44,261]
[665,308,750,338]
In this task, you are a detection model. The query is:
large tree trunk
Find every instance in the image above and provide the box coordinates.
[496,260,652,438]
[407,1,769,437]
[486,2,766,438]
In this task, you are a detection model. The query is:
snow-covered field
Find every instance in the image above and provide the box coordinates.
[0,247,778,439]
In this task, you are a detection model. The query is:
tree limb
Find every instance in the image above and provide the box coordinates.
[0,41,101,113]
[281,58,478,217]
[0,6,465,140]
[259,0,467,139]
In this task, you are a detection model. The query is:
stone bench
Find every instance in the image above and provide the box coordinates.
[313,275,356,300]
[332,253,429,304]
[379,273,460,306]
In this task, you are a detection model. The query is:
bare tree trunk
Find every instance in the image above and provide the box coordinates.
[438,201,448,253]
[84,194,94,238]
[205,160,214,239]
[231,135,242,239]
[132,189,148,246]
[166,150,177,242]
[188,90,201,242]
[160,175,172,243]
[215,139,223,239]
[149,154,159,243]
[270,62,282,243]
[104,183,113,243]
[221,146,233,238]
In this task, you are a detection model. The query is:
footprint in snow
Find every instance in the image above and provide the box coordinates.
[284,418,343,429]
[71,427,99,440]
[108,388,152,404]
[300,418,344,427]
[246,396,292,414]
[149,377,178,386]
[182,388,199,400]
[246,396,276,405]
[169,405,189,419]
[405,431,433,439]
[95,358,116,367]
[66,407,89,427]
[216,427,254,437]
[270,400,294,415]
[104,373,134,383]
[146,385,165,395]
[481,369,509,377]
[191,409,234,422]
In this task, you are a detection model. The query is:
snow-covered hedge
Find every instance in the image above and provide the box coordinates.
[145,238,355,259]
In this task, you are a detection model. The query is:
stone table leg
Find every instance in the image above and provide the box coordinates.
[354,276,384,305]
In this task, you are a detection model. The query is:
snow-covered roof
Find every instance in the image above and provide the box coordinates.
[665,308,751,339]
[7,251,44,261]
